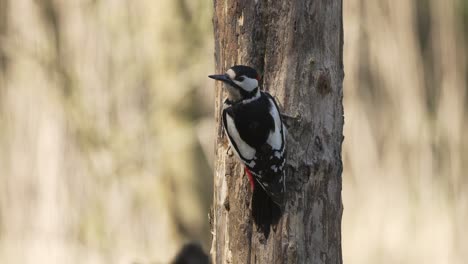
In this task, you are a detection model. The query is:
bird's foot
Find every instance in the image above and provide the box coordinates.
[281,112,302,128]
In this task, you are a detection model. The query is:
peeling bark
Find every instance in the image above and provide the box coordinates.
[210,0,344,263]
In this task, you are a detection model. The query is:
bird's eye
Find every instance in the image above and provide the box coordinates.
[237,76,245,81]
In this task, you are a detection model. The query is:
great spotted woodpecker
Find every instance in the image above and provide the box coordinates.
[209,65,286,237]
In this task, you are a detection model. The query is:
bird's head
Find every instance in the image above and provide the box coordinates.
[209,65,261,103]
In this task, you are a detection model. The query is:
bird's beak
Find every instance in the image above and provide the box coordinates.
[208,74,232,84]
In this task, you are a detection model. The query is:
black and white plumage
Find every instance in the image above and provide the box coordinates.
[209,65,286,237]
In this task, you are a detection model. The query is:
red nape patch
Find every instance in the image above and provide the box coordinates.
[244,167,255,191]
[256,74,261,81]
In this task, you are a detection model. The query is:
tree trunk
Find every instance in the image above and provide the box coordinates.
[210,1,344,263]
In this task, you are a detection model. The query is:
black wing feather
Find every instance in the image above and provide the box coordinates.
[228,97,274,149]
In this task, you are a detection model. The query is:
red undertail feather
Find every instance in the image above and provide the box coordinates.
[244,167,255,191]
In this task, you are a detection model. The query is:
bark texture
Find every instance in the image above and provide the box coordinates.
[210,1,344,263]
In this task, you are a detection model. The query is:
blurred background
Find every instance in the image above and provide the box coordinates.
[0,0,466,263]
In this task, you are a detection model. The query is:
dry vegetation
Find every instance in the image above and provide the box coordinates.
[0,1,213,263]
[0,0,466,263]
[343,0,467,263]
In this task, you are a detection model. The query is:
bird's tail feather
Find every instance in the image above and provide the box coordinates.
[251,184,282,239]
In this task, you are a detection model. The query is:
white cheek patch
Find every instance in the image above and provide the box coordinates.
[233,76,258,92]
[225,114,256,160]
[226,69,236,79]
[266,98,283,150]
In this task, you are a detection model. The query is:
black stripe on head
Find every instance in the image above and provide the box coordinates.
[230,65,259,80]
[239,87,258,99]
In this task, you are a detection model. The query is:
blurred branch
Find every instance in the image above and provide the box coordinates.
[0,0,8,75]
[176,0,193,23]
[36,0,73,98]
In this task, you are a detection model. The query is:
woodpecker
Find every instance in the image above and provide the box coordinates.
[209,65,286,238]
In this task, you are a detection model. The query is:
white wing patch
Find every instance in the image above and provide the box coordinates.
[266,97,284,150]
[225,113,256,160]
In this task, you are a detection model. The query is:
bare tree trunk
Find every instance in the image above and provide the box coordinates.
[210,1,344,263]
